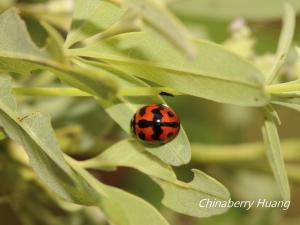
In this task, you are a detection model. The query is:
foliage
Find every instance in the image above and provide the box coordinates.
[0,0,300,225]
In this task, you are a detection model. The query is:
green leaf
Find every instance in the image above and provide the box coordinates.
[272,101,300,113]
[121,0,196,57]
[80,139,176,181]
[66,0,195,56]
[65,0,126,48]
[68,32,269,106]
[262,106,290,201]
[80,139,230,217]
[0,9,190,166]
[74,59,191,166]
[155,169,230,217]
[67,157,170,225]
[170,0,300,21]
[266,3,295,84]
[0,75,100,205]
[266,79,300,94]
[100,185,169,225]
[41,21,66,62]
[0,75,171,225]
[0,9,118,102]
[0,11,49,59]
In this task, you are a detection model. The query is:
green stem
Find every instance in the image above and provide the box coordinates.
[13,87,91,97]
[270,92,300,98]
[118,87,182,96]
[266,82,300,94]
[191,139,300,163]
[13,87,182,97]
[191,143,265,163]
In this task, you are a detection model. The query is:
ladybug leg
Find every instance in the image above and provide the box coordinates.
[159,92,174,97]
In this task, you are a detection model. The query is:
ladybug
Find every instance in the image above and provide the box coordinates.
[130,104,180,146]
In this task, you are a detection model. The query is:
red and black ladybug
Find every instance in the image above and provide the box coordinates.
[130,104,180,146]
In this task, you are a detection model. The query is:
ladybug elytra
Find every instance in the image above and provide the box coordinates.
[130,104,180,146]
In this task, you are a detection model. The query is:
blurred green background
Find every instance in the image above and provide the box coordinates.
[1,0,300,225]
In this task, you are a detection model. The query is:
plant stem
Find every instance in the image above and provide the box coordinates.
[118,87,182,96]
[270,92,300,98]
[13,87,91,97]
[13,87,182,97]
[265,82,300,94]
[191,139,300,163]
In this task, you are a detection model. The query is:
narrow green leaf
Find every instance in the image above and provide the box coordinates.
[156,169,230,217]
[0,10,49,60]
[0,9,190,167]
[80,139,230,217]
[0,9,118,102]
[262,107,290,201]
[66,0,195,56]
[80,139,176,181]
[74,59,191,166]
[68,32,269,106]
[67,157,170,225]
[0,75,100,205]
[100,185,169,225]
[266,3,295,84]
[121,0,196,57]
[272,101,300,113]
[0,75,171,225]
[266,79,300,94]
[65,0,126,48]
[41,21,66,62]
[191,139,300,163]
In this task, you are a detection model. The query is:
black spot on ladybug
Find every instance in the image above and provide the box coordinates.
[138,132,146,140]
[167,122,179,128]
[139,107,146,116]
[151,125,163,140]
[167,111,174,117]
[138,120,152,128]
[152,108,163,121]
[159,92,174,97]
[167,132,174,138]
